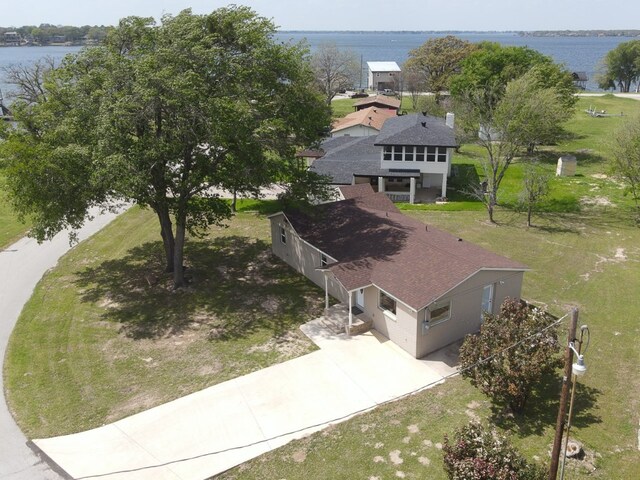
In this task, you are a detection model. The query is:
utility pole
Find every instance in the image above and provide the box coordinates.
[549,308,579,480]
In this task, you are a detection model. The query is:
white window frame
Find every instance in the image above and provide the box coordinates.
[320,253,327,267]
[280,225,286,244]
[378,290,397,319]
[422,300,452,334]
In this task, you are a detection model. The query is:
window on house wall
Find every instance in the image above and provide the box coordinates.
[404,146,414,161]
[379,291,397,316]
[437,148,447,162]
[320,253,327,267]
[280,226,286,244]
[426,146,437,162]
[422,301,451,334]
[394,146,403,161]
[415,146,425,161]
[383,145,392,161]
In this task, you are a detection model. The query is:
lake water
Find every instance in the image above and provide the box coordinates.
[0,32,635,99]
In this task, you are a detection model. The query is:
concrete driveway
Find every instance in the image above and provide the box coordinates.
[33,319,458,480]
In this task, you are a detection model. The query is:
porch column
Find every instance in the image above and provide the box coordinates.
[441,174,447,198]
[378,176,385,192]
[347,291,353,336]
[324,274,329,317]
[409,177,416,204]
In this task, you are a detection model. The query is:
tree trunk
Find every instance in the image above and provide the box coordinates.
[487,190,497,223]
[156,207,175,273]
[172,217,186,289]
[527,205,533,227]
[231,190,237,213]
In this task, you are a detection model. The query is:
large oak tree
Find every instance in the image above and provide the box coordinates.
[1,7,331,289]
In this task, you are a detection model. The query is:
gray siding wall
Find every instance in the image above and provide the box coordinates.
[415,270,524,358]
[269,214,346,303]
[361,286,418,357]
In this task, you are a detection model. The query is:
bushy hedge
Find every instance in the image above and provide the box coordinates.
[443,422,546,480]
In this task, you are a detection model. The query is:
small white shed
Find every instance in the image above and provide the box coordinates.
[556,155,577,176]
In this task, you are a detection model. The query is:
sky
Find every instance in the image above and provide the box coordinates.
[2,0,637,31]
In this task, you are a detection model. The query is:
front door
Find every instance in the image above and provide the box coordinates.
[481,284,494,321]
[355,288,365,309]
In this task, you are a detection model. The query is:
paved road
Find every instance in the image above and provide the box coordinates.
[1,209,123,480]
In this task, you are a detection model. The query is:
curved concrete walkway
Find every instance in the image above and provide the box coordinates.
[1,209,123,480]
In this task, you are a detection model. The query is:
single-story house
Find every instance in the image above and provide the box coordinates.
[331,106,396,137]
[367,61,401,91]
[269,186,528,358]
[310,112,458,203]
[353,94,401,112]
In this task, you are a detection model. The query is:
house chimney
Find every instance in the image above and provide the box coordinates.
[446,112,455,129]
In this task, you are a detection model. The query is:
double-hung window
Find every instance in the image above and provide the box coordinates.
[280,226,286,244]
[379,291,397,317]
[320,253,328,267]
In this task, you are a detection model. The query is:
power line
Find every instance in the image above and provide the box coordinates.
[76,311,570,479]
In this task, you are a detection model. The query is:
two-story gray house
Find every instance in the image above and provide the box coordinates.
[310,112,458,203]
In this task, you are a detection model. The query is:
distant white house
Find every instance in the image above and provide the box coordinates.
[367,61,401,91]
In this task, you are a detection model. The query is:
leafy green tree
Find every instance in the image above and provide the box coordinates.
[1,7,331,289]
[310,43,360,105]
[609,114,640,222]
[404,35,477,98]
[519,161,551,227]
[597,40,640,92]
[443,422,546,480]
[459,298,561,414]
[456,70,573,222]
[450,42,552,102]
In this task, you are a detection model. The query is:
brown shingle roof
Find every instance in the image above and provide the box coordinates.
[353,95,401,110]
[331,106,396,134]
[284,194,527,310]
[338,184,376,200]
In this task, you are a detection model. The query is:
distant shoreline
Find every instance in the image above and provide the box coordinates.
[278,30,640,37]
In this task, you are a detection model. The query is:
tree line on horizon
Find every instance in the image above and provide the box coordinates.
[0,25,111,45]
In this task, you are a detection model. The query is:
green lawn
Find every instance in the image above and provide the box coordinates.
[5,96,640,478]
[4,203,325,438]
[0,172,29,248]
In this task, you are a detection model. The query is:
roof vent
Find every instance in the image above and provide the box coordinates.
[421,121,427,128]
[421,111,427,116]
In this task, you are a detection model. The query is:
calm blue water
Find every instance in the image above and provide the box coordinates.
[0,33,635,99]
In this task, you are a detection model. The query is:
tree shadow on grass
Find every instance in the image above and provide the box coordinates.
[74,236,323,341]
[490,372,602,437]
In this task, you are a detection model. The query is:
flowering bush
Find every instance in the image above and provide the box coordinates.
[442,422,545,480]
[459,298,561,413]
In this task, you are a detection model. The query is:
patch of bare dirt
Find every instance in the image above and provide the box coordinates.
[389,450,403,465]
[580,196,615,207]
[407,424,419,434]
[580,247,628,281]
[291,449,306,463]
[246,331,311,359]
[418,456,431,466]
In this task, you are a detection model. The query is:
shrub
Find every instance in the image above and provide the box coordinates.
[442,422,546,480]
[459,298,561,414]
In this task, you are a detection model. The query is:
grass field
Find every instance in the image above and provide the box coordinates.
[4,96,640,478]
[0,172,29,248]
[4,202,325,438]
